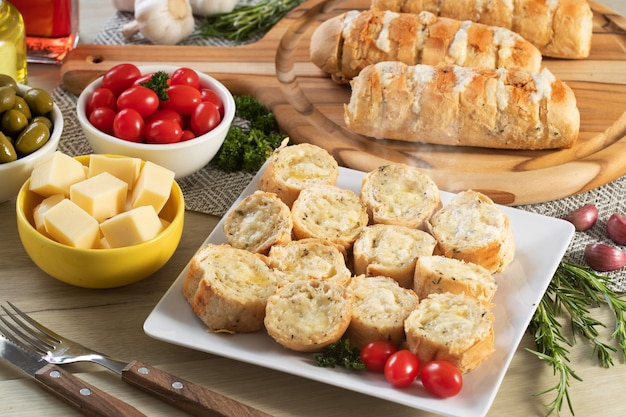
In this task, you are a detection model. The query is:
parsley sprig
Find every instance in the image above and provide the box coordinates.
[528,261,626,416]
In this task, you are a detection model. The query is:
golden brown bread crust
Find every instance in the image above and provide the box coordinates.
[371,0,593,58]
[310,9,542,84]
[344,62,580,150]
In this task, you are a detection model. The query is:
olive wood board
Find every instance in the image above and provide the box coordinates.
[60,0,626,205]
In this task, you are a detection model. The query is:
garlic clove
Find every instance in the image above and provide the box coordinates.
[584,243,626,272]
[563,203,598,231]
[607,213,626,246]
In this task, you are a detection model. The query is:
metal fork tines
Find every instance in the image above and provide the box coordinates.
[0,301,127,374]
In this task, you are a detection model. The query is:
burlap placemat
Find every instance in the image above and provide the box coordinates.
[54,8,625,290]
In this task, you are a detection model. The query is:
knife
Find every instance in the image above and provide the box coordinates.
[0,335,147,417]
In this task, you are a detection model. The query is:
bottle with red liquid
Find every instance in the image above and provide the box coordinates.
[11,0,79,64]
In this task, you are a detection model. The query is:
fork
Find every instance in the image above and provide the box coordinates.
[0,301,272,417]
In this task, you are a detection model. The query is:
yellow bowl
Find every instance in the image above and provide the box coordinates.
[15,155,185,288]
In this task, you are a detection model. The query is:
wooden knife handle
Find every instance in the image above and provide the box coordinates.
[35,363,147,417]
[122,360,272,417]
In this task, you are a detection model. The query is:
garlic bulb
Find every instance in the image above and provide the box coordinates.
[122,0,195,45]
[112,0,135,12]
[188,0,239,15]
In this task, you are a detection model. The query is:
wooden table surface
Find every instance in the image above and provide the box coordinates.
[2,1,625,416]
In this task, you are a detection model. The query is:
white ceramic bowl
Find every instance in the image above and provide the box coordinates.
[0,84,63,203]
[76,65,235,179]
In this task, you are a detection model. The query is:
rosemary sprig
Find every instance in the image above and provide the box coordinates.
[201,0,306,42]
[527,261,626,416]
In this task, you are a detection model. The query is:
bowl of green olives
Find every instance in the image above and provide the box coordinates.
[0,75,63,203]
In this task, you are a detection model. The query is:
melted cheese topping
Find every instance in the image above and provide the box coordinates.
[453,65,476,93]
[375,11,399,53]
[341,10,361,40]
[448,21,470,65]
[531,67,555,103]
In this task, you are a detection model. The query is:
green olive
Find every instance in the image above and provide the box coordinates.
[15,121,50,155]
[0,74,19,93]
[0,86,17,113]
[12,96,32,119]
[1,109,28,136]
[31,115,52,130]
[0,131,17,163]
[22,88,54,116]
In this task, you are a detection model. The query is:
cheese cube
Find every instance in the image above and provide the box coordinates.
[29,151,87,197]
[70,172,128,222]
[99,205,163,248]
[43,199,100,249]
[88,155,141,190]
[33,194,65,233]
[130,161,175,214]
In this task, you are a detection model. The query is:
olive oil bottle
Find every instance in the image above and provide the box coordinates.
[0,0,27,83]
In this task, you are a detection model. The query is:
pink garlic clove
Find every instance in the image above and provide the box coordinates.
[563,204,599,231]
[584,243,626,272]
[606,213,626,246]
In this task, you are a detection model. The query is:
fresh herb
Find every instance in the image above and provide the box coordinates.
[140,71,170,101]
[201,0,305,42]
[215,95,287,173]
[315,339,367,371]
[527,261,626,416]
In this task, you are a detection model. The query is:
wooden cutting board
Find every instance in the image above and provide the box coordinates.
[60,0,626,205]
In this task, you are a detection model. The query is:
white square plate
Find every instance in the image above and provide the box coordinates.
[144,165,574,417]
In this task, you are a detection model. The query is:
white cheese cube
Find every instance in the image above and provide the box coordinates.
[88,155,141,190]
[130,161,175,214]
[43,199,100,249]
[70,172,128,222]
[29,151,87,197]
[99,205,163,248]
[33,194,65,233]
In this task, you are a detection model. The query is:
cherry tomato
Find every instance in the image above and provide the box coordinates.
[421,360,463,398]
[86,87,116,115]
[170,67,201,89]
[88,107,116,135]
[116,86,159,118]
[146,108,183,127]
[113,108,145,142]
[384,350,420,388]
[180,130,195,141]
[190,101,221,136]
[160,84,202,115]
[200,88,224,117]
[133,72,157,86]
[101,63,141,97]
[360,341,397,373]
[144,119,183,144]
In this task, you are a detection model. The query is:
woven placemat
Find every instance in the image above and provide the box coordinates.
[54,8,625,291]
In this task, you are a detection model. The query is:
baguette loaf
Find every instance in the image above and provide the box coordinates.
[258,143,339,207]
[345,275,419,349]
[371,0,593,59]
[426,190,515,273]
[310,9,542,84]
[404,292,495,373]
[267,238,352,287]
[352,224,436,288]
[359,163,441,229]
[223,190,293,255]
[414,255,497,302]
[182,244,277,333]
[264,279,353,352]
[344,62,579,150]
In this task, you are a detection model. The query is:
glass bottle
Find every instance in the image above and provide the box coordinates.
[11,0,79,64]
[0,0,27,83]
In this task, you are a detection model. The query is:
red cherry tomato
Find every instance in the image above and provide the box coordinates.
[144,119,183,144]
[170,67,201,89]
[132,72,157,86]
[190,101,221,136]
[360,341,397,373]
[180,130,195,141]
[113,108,145,142]
[88,107,116,135]
[146,108,183,127]
[200,88,224,117]
[116,86,159,118]
[421,360,463,398]
[86,87,116,115]
[101,63,141,97]
[384,350,420,388]
[160,84,202,115]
